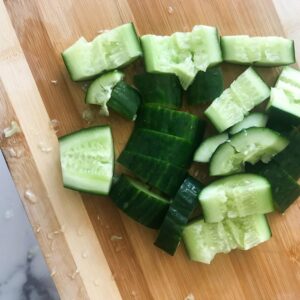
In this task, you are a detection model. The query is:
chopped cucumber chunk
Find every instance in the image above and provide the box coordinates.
[229,112,268,135]
[141,25,222,89]
[210,127,289,176]
[86,70,124,115]
[205,68,270,132]
[221,35,295,66]
[62,23,142,81]
[110,175,169,229]
[59,126,114,195]
[183,214,271,264]
[199,174,274,223]
[193,133,228,163]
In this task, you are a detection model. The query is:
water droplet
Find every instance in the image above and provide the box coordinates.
[81,83,89,92]
[184,293,195,300]
[38,142,53,153]
[3,121,21,138]
[81,251,88,259]
[49,119,60,133]
[69,268,80,280]
[4,209,14,219]
[50,80,58,85]
[96,215,101,221]
[167,6,174,14]
[24,190,38,204]
[97,29,110,34]
[131,290,137,297]
[110,235,123,241]
[82,109,94,123]
[45,253,52,258]
[50,268,57,277]
[77,227,84,236]
[93,278,101,286]
[35,226,41,233]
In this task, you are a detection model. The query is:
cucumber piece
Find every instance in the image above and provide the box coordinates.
[182,219,234,264]
[123,129,195,168]
[193,133,228,163]
[221,35,295,66]
[267,67,300,132]
[247,161,300,212]
[187,67,224,104]
[133,73,182,108]
[229,113,268,135]
[199,174,274,223]
[210,127,289,176]
[136,105,205,145]
[205,68,270,132]
[273,127,300,181]
[108,81,141,120]
[182,214,271,264]
[275,66,300,100]
[141,25,222,89]
[267,88,300,132]
[154,176,203,255]
[86,70,124,115]
[118,150,187,196]
[59,126,114,195]
[110,175,169,229]
[62,23,142,81]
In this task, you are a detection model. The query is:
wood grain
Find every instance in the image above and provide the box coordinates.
[1,0,300,299]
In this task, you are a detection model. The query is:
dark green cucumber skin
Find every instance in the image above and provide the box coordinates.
[274,126,300,181]
[59,125,114,196]
[134,73,182,109]
[267,106,300,134]
[109,175,169,229]
[136,105,205,146]
[187,67,224,104]
[247,161,300,212]
[118,150,186,196]
[154,176,203,255]
[107,81,141,120]
[123,128,195,168]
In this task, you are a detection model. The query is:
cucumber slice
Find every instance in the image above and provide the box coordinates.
[118,150,186,196]
[229,113,268,135]
[134,73,182,109]
[199,174,274,223]
[193,133,228,163]
[187,67,224,104]
[221,35,295,66]
[136,105,205,145]
[141,25,222,89]
[110,175,169,229]
[62,23,142,81]
[247,162,300,213]
[108,81,141,120]
[182,214,271,264]
[274,127,300,181]
[123,129,195,168]
[210,127,289,176]
[86,70,124,114]
[154,176,203,255]
[59,126,114,195]
[205,68,270,132]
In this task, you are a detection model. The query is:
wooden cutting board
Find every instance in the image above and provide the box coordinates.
[1,0,300,299]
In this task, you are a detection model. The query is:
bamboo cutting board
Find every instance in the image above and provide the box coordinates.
[1,0,300,299]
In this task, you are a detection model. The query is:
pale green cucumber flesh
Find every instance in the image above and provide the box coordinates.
[59,126,114,195]
[193,133,228,163]
[210,127,289,176]
[199,174,274,223]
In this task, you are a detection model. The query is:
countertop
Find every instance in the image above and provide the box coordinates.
[0,152,59,300]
